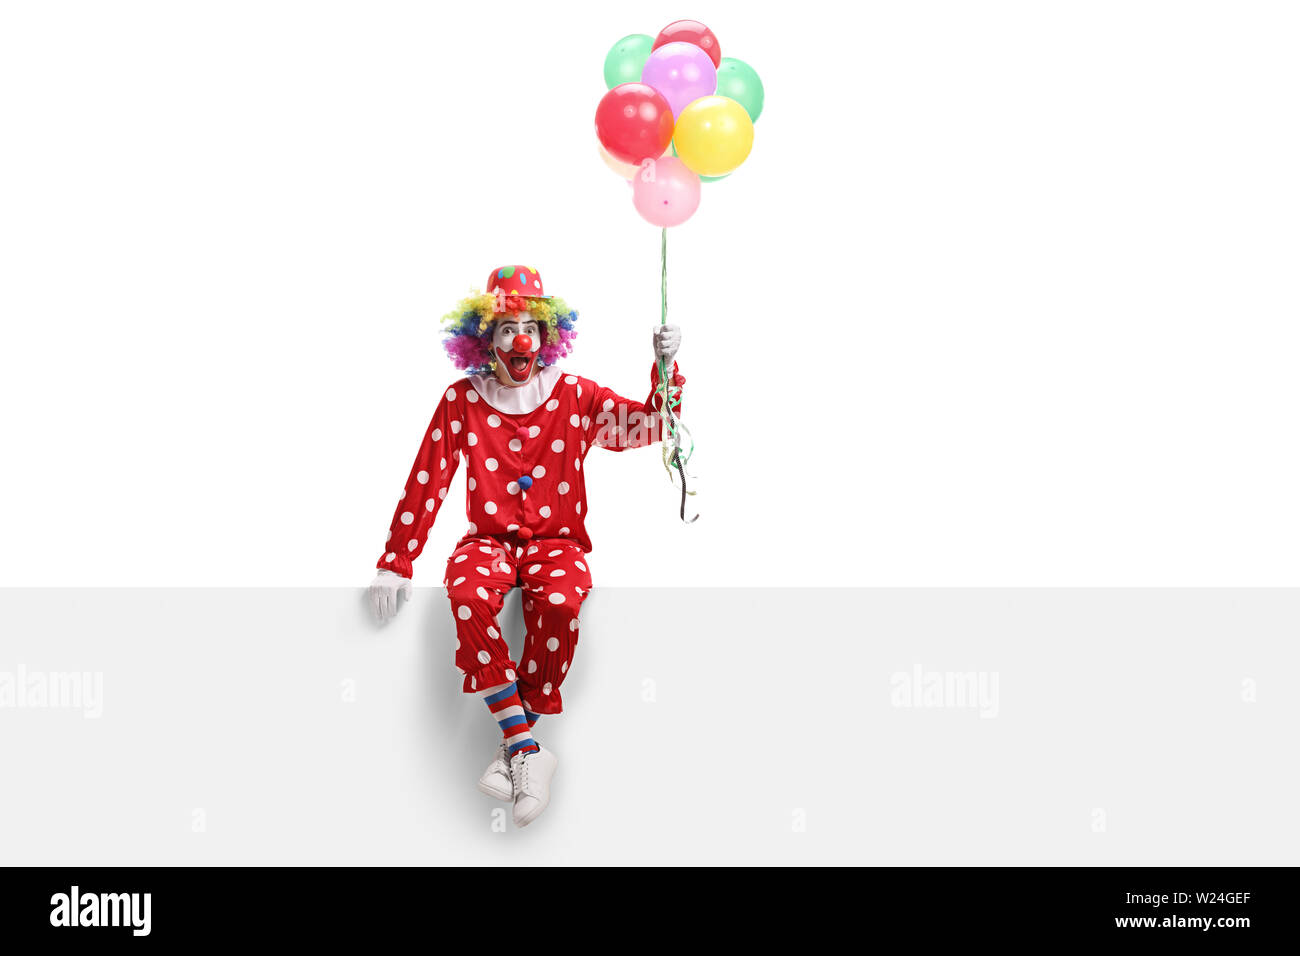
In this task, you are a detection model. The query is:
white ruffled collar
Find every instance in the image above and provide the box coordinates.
[467,364,563,415]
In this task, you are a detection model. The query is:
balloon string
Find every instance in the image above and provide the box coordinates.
[657,227,697,523]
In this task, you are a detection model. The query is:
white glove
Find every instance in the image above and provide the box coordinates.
[653,324,681,364]
[369,569,412,622]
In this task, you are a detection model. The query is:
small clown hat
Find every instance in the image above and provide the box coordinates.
[486,265,551,299]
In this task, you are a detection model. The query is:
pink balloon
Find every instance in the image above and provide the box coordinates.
[631,156,701,227]
[640,41,717,119]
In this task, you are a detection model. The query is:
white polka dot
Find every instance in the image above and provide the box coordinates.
[558,482,570,495]
[507,481,519,495]
[467,522,477,534]
[476,586,489,600]
[468,477,476,491]
[564,376,577,385]
[505,668,515,681]
[576,502,582,514]
[439,487,448,499]
[548,593,565,605]
[528,563,541,573]
[509,438,522,452]
[539,505,551,518]
[560,527,570,535]
[551,439,565,453]
[416,470,430,484]
[400,511,414,525]
[440,458,447,470]
[471,677,476,690]
[548,550,562,557]
[407,539,418,550]
[561,662,568,673]
[467,432,478,446]
[507,524,518,532]
[542,682,553,694]
[386,531,392,542]
[546,637,560,651]
[431,428,442,442]
[545,398,559,411]
[498,562,510,573]
[484,501,497,514]
[478,547,493,554]
[457,606,472,620]
[574,459,581,471]
[582,416,591,429]
[425,498,436,512]
[485,458,498,471]
[569,414,580,427]
[452,576,466,586]
[527,660,538,673]
[475,566,489,576]
[450,420,463,434]
[477,650,491,664]
[569,618,579,631]
[466,390,479,403]
[550,569,565,578]
[532,465,546,478]
[487,414,501,428]
[446,388,457,401]
[454,554,468,563]
[602,398,615,412]
[528,426,541,438]
[384,552,396,562]
[575,561,586,571]
[577,385,582,398]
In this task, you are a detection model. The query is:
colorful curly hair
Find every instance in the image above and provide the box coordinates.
[441,293,578,376]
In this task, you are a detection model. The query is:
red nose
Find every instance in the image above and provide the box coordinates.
[512,334,533,353]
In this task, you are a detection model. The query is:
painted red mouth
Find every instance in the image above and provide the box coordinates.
[497,347,537,383]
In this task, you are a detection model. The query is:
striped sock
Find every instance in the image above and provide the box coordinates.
[481,683,539,758]
[524,709,541,730]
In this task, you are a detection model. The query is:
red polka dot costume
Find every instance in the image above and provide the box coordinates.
[378,357,684,715]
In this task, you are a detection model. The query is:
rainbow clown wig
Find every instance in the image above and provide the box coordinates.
[441,293,578,376]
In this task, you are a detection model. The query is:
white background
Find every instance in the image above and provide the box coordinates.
[2,0,1299,587]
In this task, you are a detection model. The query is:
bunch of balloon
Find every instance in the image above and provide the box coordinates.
[594,21,765,521]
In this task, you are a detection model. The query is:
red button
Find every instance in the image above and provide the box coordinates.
[518,526,533,540]
[515,426,529,440]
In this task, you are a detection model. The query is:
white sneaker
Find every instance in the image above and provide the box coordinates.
[476,742,513,801]
[510,746,558,827]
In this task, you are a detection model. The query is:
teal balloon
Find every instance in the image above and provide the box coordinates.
[603,34,654,90]
[701,173,730,183]
[715,57,765,122]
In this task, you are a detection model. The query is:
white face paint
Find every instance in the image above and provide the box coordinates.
[493,313,542,385]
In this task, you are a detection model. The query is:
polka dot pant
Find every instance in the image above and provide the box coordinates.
[444,533,592,715]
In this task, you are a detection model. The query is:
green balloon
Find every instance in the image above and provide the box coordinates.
[715,57,765,122]
[603,34,653,90]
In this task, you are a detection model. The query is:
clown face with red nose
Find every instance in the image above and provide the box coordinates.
[367,264,684,828]
[492,314,543,385]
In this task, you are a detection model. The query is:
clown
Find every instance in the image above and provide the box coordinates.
[368,265,683,827]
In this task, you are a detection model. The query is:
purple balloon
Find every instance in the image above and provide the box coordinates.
[640,41,717,120]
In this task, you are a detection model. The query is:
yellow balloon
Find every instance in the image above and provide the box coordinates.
[672,95,754,178]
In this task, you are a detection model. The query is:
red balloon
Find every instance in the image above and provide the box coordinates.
[594,83,675,166]
[652,20,721,68]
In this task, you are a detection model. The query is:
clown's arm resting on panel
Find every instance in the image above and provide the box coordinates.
[368,386,465,621]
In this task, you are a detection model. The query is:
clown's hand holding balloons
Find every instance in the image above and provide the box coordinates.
[595,20,764,518]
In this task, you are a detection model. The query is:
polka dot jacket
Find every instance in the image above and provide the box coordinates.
[378,361,684,579]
